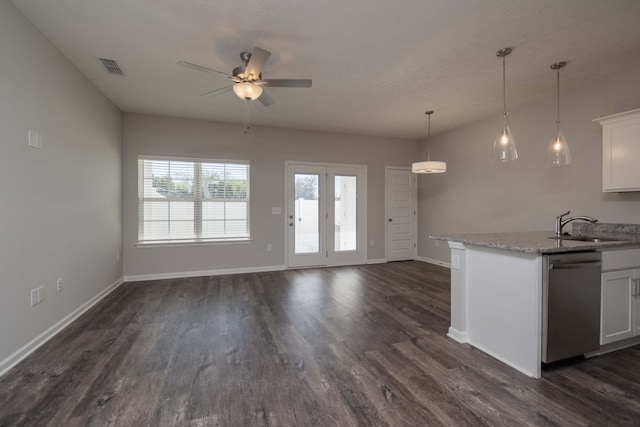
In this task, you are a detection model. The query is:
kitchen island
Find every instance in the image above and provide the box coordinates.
[431,229,640,378]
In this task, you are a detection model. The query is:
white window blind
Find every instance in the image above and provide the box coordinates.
[138,156,250,243]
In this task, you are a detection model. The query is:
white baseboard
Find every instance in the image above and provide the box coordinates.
[366,258,387,264]
[585,336,640,358]
[447,327,468,344]
[0,276,124,378]
[124,264,287,282]
[417,256,451,268]
[466,338,540,379]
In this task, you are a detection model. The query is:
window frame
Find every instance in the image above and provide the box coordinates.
[137,155,251,245]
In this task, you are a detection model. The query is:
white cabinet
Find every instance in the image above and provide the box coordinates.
[600,248,640,345]
[594,108,640,192]
[601,269,640,344]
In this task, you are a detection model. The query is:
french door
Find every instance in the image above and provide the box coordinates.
[286,162,366,268]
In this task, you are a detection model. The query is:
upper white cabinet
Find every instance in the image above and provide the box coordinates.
[594,108,640,192]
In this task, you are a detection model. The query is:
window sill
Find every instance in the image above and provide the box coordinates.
[135,238,252,248]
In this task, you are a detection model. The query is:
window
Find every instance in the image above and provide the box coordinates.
[138,156,250,244]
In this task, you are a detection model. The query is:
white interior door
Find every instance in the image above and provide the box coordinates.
[386,167,417,261]
[287,163,367,268]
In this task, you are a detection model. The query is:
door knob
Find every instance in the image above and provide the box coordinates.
[289,222,294,226]
[388,218,393,222]
[289,215,293,219]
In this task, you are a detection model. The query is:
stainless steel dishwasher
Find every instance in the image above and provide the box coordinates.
[542,251,602,363]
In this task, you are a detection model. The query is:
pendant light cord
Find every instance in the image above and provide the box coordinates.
[243,99,250,134]
[502,54,507,114]
[556,67,561,129]
[425,111,433,161]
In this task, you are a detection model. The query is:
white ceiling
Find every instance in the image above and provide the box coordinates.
[11,0,640,139]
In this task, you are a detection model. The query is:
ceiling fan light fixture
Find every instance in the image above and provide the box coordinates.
[233,82,263,100]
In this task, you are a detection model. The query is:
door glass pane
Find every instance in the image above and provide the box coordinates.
[334,175,357,251]
[294,173,320,254]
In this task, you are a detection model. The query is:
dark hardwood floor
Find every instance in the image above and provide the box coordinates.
[2,261,640,426]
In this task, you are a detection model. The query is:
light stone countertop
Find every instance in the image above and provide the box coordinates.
[430,230,640,254]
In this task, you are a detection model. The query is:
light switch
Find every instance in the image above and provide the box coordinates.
[28,130,42,149]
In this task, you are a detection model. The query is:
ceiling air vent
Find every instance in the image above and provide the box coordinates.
[97,58,125,76]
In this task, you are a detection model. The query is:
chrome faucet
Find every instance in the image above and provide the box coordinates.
[554,210,599,236]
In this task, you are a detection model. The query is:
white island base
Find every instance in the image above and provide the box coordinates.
[448,241,543,378]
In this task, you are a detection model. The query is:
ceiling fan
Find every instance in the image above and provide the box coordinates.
[177,47,312,107]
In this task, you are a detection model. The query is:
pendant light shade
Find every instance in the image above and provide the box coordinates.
[545,61,571,166]
[546,129,571,166]
[412,110,447,174]
[491,48,518,162]
[492,112,518,161]
[412,160,446,174]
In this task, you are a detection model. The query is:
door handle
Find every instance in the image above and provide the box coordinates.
[289,215,293,219]
[289,222,294,227]
[549,261,602,269]
[388,218,393,222]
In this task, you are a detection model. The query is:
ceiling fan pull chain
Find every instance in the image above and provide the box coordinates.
[244,99,250,134]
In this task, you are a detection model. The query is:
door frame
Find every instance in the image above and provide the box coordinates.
[285,161,367,268]
[385,166,417,262]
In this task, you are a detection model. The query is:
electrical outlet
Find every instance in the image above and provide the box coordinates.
[451,254,461,270]
[267,243,272,252]
[30,289,39,307]
[369,239,374,247]
[57,278,63,292]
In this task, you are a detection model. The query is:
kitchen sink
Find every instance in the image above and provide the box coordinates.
[547,236,627,243]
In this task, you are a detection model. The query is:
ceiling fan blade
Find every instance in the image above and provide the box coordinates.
[258,90,274,107]
[200,85,233,98]
[263,79,312,88]
[246,47,271,80]
[177,61,231,78]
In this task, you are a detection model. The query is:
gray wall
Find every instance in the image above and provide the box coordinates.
[0,1,122,364]
[122,113,418,277]
[418,63,640,263]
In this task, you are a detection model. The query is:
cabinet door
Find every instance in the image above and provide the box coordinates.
[634,273,640,336]
[597,109,640,192]
[601,270,635,344]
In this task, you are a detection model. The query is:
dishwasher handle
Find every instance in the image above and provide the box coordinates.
[550,260,602,270]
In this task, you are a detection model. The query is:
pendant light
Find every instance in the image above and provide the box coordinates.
[491,47,518,162]
[412,110,446,174]
[545,61,571,166]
